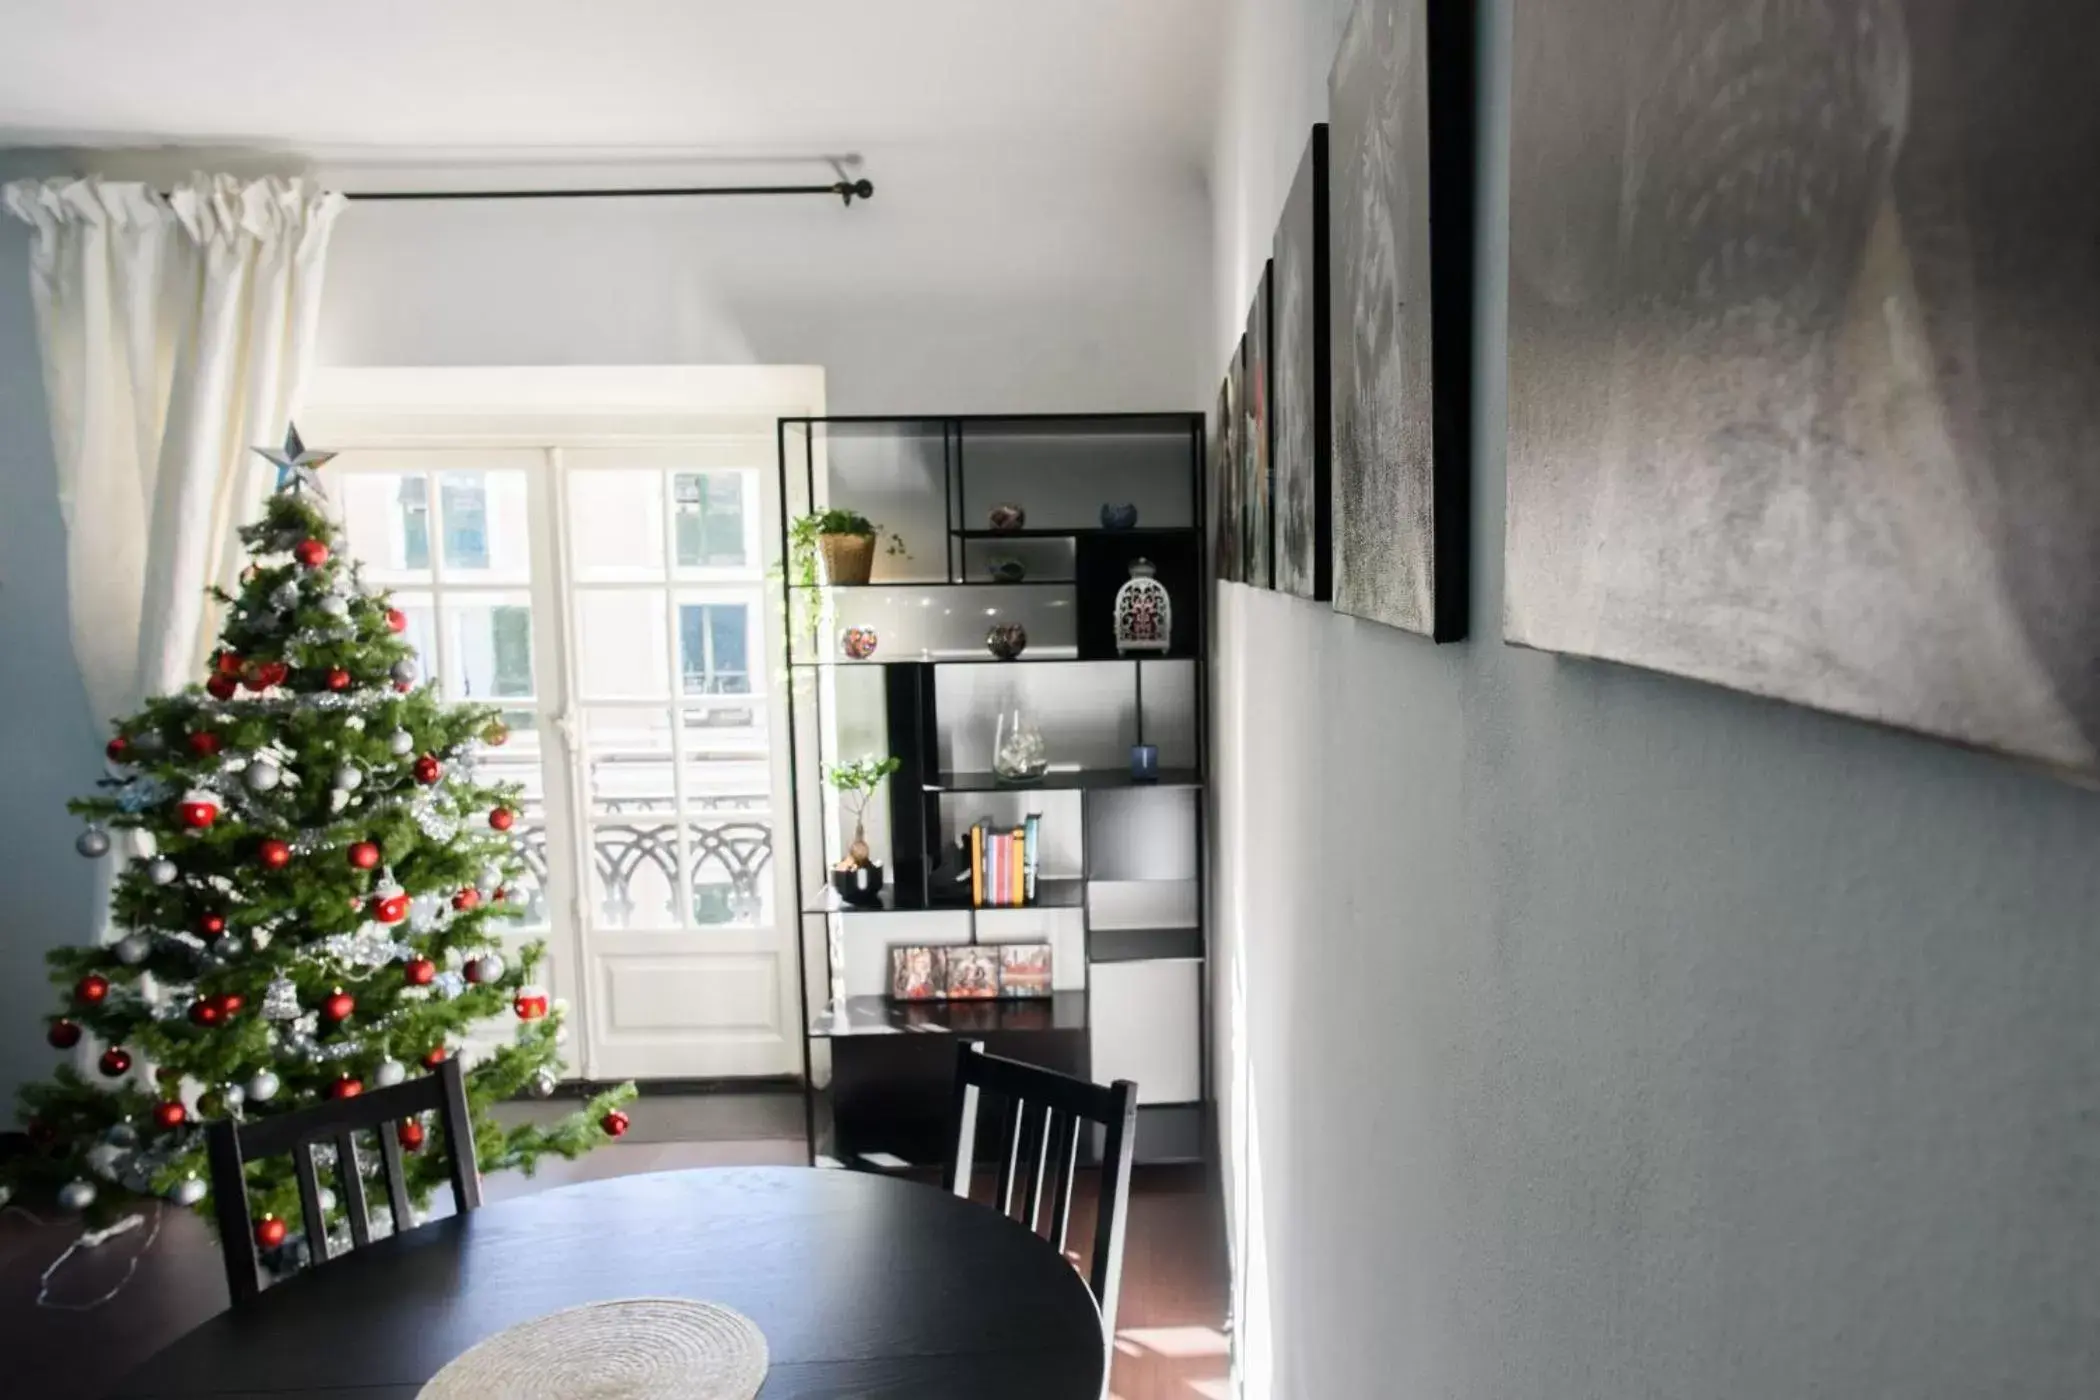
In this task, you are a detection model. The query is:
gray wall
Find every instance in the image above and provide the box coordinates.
[1210,2,2100,1397]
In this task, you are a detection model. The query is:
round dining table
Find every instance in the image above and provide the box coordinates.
[106,1166,1107,1399]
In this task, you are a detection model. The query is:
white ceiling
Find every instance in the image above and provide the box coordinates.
[0,0,1222,170]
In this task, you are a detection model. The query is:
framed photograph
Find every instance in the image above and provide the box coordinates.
[996,943,1053,999]
[889,945,942,1002]
[1506,0,2100,780]
[943,946,1000,1000]
[1273,124,1333,602]
[1241,260,1274,589]
[1329,0,1472,638]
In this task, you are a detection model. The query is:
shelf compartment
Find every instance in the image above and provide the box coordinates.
[811,990,1089,1039]
[1087,879,1200,932]
[951,526,1201,540]
[788,580,1078,665]
[1089,926,1204,963]
[929,766,1203,793]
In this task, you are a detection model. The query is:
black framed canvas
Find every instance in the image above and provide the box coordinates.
[1211,370,1239,584]
[1329,0,1472,638]
[1272,124,1333,601]
[1241,261,1274,589]
[1506,1,2100,781]
[1221,340,1245,584]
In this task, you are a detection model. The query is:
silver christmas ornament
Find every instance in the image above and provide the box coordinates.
[389,658,418,687]
[243,758,282,793]
[317,594,350,621]
[85,1143,126,1179]
[213,934,243,959]
[56,1179,96,1212]
[270,581,301,611]
[261,976,301,1021]
[105,1122,140,1149]
[465,952,506,984]
[388,729,415,757]
[329,788,351,814]
[373,1058,407,1088]
[333,763,363,792]
[529,1069,557,1099]
[146,857,179,886]
[255,422,338,498]
[76,826,111,858]
[113,933,151,966]
[223,1082,246,1107]
[169,1176,207,1207]
[317,1187,337,1212]
[247,1069,281,1101]
[477,863,504,894]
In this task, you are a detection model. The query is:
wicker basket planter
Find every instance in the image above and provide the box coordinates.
[816,532,876,586]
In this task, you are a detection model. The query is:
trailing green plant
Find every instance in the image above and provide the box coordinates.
[823,754,901,867]
[788,509,908,587]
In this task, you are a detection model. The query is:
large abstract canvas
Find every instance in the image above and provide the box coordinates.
[1240,262,1274,590]
[1330,0,1468,637]
[1217,345,1244,583]
[1506,1,2100,779]
[1210,374,1236,583]
[1272,125,1333,601]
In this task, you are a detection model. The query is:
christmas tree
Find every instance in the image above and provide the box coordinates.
[3,428,633,1235]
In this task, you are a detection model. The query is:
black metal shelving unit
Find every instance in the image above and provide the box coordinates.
[778,412,1210,1172]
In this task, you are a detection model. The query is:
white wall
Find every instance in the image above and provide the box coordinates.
[1210,3,2100,1398]
[0,141,1210,1108]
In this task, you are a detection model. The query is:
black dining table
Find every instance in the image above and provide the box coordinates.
[107,1166,1107,1399]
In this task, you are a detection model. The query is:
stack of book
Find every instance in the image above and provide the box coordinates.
[968,813,1040,907]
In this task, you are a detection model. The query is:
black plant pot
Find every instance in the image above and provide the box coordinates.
[832,862,885,906]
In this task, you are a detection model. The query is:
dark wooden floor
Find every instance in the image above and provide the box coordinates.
[1,1094,1228,1400]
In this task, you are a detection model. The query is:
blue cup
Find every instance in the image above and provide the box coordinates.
[1129,743,1160,781]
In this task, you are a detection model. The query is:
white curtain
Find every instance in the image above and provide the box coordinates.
[2,174,345,724]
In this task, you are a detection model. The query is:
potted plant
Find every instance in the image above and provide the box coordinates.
[825,753,901,905]
[790,509,906,587]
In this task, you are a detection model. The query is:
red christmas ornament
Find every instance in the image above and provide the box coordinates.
[348,841,381,870]
[198,913,226,936]
[329,1076,363,1100]
[397,1119,426,1152]
[393,679,412,693]
[152,1100,188,1131]
[600,1110,631,1138]
[76,973,110,1005]
[258,838,293,870]
[187,730,222,757]
[492,886,509,903]
[322,989,355,1022]
[513,988,549,1021]
[404,957,437,986]
[206,674,238,700]
[422,1046,449,1070]
[254,1216,288,1249]
[215,651,245,678]
[488,807,516,832]
[99,1047,133,1078]
[386,608,408,633]
[372,892,410,924]
[325,667,352,692]
[219,991,244,1015]
[413,754,442,784]
[242,660,288,692]
[47,1018,82,1049]
[105,736,129,762]
[177,790,221,829]
[451,887,481,912]
[188,998,223,1027]
[294,538,330,568]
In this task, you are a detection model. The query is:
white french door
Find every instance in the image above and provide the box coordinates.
[319,394,808,1083]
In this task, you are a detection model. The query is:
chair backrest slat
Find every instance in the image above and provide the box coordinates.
[206,1057,479,1305]
[945,1041,1140,1333]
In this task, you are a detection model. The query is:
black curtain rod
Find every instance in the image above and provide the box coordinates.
[340,177,874,206]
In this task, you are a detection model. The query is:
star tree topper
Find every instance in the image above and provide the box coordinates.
[254,422,337,498]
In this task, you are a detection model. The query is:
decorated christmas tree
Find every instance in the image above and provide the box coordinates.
[2,428,632,1237]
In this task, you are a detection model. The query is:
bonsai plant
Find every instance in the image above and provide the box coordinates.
[825,753,900,905]
[790,509,907,587]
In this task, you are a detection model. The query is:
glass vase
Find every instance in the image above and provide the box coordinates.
[992,709,1049,782]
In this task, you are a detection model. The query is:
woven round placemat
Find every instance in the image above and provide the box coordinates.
[417,1297,768,1400]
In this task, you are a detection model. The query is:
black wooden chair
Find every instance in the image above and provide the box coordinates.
[206,1055,482,1303]
[942,1040,1139,1335]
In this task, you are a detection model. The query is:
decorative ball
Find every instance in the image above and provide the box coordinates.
[840,625,880,661]
[413,754,442,784]
[105,735,129,762]
[343,844,381,877]
[386,608,408,633]
[213,933,242,958]
[169,1176,207,1207]
[600,1109,631,1138]
[513,986,549,1020]
[153,1099,188,1130]
[99,1047,134,1077]
[215,650,245,677]
[421,1046,448,1070]
[988,502,1027,532]
[76,826,111,858]
[187,731,222,757]
[294,538,330,568]
[47,1019,82,1049]
[390,658,418,688]
[76,974,110,1005]
[397,1119,426,1152]
[322,989,355,1022]
[113,933,151,966]
[333,763,363,792]
[146,857,179,886]
[477,863,504,893]
[254,1215,288,1249]
[243,758,282,793]
[206,674,239,700]
[219,991,245,1014]
[317,594,350,621]
[242,660,288,692]
[57,1180,97,1212]
[985,622,1029,660]
[198,912,226,936]
[177,789,221,828]
[188,998,222,1027]
[373,892,410,924]
[529,1069,557,1099]
[488,807,516,832]
[246,1070,280,1102]
[325,667,352,692]
[105,1122,139,1149]
[374,1058,407,1088]
[329,1076,363,1100]
[388,729,416,757]
[451,887,481,912]
[465,952,506,985]
[404,957,437,986]
[483,722,509,747]
[257,838,293,870]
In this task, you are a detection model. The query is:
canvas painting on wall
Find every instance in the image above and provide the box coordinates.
[1272,124,1333,601]
[1506,0,2100,780]
[1240,262,1274,589]
[1212,369,1240,583]
[1221,343,1245,584]
[1329,0,1468,638]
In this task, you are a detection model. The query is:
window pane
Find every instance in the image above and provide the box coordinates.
[575,590,671,699]
[675,591,759,697]
[673,471,749,570]
[583,709,674,815]
[686,819,772,926]
[337,473,433,581]
[681,705,770,815]
[568,469,666,581]
[441,593,535,701]
[434,470,529,582]
[587,820,678,928]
